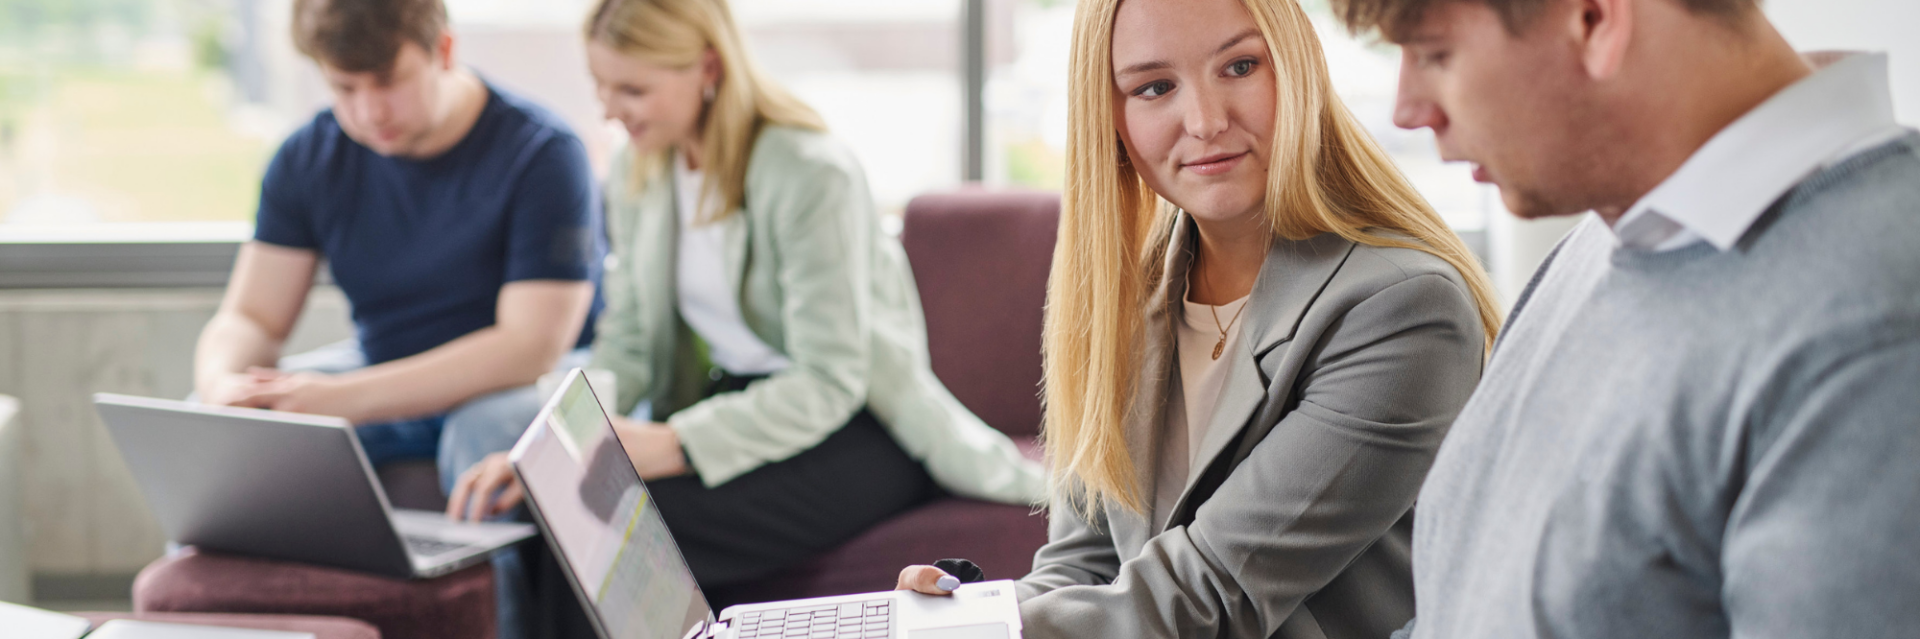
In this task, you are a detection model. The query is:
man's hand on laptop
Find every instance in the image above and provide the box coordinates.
[242,368,371,421]
[448,453,525,522]
[199,370,270,408]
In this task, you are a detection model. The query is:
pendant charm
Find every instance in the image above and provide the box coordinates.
[1212,339,1225,360]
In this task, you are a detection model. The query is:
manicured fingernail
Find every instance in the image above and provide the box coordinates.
[935,575,961,592]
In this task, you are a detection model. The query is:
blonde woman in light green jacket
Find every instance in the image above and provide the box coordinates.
[450,0,1045,603]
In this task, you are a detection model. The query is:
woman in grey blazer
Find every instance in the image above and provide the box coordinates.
[900,0,1500,637]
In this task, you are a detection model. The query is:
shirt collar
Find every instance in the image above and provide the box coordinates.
[1611,52,1900,252]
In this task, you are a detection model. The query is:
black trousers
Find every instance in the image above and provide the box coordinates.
[654,408,938,589]
[518,380,938,638]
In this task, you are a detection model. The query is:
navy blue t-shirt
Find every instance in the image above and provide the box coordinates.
[255,83,605,365]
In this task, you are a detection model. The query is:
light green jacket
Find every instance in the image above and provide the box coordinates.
[590,125,1046,505]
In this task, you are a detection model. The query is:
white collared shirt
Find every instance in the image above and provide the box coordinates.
[673,155,792,376]
[1608,53,1907,252]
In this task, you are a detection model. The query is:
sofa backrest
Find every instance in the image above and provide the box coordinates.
[899,190,1060,440]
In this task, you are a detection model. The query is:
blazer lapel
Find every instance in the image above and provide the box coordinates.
[626,162,682,406]
[1243,233,1355,357]
[719,209,750,303]
[1167,231,1356,524]
[636,164,679,325]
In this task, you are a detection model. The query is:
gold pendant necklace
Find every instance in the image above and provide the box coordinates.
[1208,298,1246,360]
[1196,255,1248,360]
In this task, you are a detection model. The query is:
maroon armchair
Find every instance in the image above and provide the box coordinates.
[132,189,1063,632]
[715,189,1060,605]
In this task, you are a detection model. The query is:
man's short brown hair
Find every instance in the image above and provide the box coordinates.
[1330,0,1758,41]
[292,0,448,73]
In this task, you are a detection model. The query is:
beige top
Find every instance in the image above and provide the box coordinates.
[1153,292,1250,531]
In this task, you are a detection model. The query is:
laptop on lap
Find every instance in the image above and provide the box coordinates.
[94,394,533,579]
[509,370,1024,639]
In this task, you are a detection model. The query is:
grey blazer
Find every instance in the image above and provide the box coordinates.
[1014,215,1486,639]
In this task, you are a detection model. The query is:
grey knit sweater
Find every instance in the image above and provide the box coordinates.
[1407,132,1920,639]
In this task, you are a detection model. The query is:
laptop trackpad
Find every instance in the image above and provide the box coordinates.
[908,623,1011,639]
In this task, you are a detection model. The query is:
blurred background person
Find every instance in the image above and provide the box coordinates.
[450,0,1046,636]
[192,0,603,494]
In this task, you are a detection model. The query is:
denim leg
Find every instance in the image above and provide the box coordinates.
[436,386,548,496]
[276,339,367,375]
[492,539,534,639]
[436,347,596,492]
[439,386,542,639]
[445,347,593,639]
[355,415,447,468]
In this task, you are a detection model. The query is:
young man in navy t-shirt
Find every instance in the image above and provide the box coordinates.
[193,0,604,495]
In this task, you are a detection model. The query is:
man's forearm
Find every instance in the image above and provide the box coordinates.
[329,325,571,423]
[194,312,286,396]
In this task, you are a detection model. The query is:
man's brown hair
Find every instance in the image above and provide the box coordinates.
[1330,0,1759,40]
[292,0,448,73]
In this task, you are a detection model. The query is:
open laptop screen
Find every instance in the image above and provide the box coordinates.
[511,370,711,639]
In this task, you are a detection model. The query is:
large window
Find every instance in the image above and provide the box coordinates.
[0,0,965,240]
[0,0,272,237]
[731,0,964,215]
[2,0,1915,284]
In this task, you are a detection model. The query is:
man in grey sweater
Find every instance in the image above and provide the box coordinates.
[1329,0,1920,637]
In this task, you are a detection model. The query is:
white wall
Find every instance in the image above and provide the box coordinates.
[1767,0,1920,127]
[0,289,351,584]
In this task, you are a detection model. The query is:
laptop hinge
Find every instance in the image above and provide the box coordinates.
[687,619,730,639]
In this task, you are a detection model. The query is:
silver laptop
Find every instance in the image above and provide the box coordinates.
[508,370,1024,639]
[94,394,534,579]
[0,600,312,639]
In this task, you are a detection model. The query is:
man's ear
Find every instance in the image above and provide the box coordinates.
[436,32,458,71]
[1576,0,1633,80]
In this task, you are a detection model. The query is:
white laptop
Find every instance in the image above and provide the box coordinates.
[509,370,1024,639]
[94,394,534,579]
[0,601,312,639]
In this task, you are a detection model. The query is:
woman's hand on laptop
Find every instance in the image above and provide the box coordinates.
[447,453,525,522]
[610,417,692,480]
[896,565,959,596]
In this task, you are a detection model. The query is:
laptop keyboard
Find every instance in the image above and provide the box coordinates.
[735,599,894,639]
[403,535,469,557]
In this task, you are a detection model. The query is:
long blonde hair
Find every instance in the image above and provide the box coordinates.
[1043,0,1503,516]
[586,0,825,221]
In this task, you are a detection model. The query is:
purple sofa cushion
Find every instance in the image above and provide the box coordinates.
[718,437,1049,605]
[133,548,492,639]
[77,612,381,639]
[899,190,1060,439]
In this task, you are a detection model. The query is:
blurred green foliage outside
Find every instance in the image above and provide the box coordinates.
[0,0,269,226]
